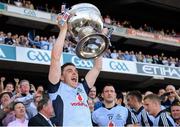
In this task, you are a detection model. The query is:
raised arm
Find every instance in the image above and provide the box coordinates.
[85,28,108,88]
[85,57,102,88]
[48,16,68,84]
[0,77,5,93]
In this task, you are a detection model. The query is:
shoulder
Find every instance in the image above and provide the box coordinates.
[92,107,104,114]
[7,120,16,126]
[116,105,128,111]
[47,81,61,93]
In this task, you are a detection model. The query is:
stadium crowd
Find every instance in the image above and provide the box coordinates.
[0,30,180,67]
[0,77,180,126]
[0,0,179,37]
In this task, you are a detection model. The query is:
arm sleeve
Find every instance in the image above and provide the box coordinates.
[82,79,90,95]
[47,81,60,93]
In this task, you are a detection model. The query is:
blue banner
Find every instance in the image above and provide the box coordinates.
[0,2,5,10]
[0,45,16,60]
[63,53,93,69]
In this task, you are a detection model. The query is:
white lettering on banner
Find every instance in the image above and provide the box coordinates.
[143,65,159,75]
[109,61,129,71]
[27,50,50,62]
[72,56,93,68]
[0,49,6,58]
[16,47,52,65]
[24,9,36,17]
[142,65,180,77]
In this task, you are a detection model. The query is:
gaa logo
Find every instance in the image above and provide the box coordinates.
[24,9,36,17]
[27,50,50,62]
[72,56,93,68]
[109,61,129,71]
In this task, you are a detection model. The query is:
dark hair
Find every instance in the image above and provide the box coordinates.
[61,62,76,74]
[116,92,125,106]
[13,101,24,110]
[127,91,142,103]
[6,82,14,87]
[102,83,116,93]
[171,100,180,107]
[0,92,13,100]
[37,97,49,112]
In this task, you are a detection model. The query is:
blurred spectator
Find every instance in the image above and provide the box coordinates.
[129,51,137,62]
[36,85,44,94]
[5,82,14,93]
[117,50,124,60]
[14,0,22,7]
[7,102,28,127]
[104,15,112,25]
[4,32,13,45]
[170,101,180,126]
[0,91,14,126]
[123,51,131,61]
[15,79,37,119]
[103,49,111,58]
[116,91,125,106]
[136,51,144,62]
[144,91,153,96]
[162,85,180,109]
[158,88,167,103]
[0,31,5,44]
[24,0,34,9]
[28,97,55,126]
[88,86,99,103]
[0,77,14,93]
[40,37,49,50]
[162,56,169,66]
[110,49,118,59]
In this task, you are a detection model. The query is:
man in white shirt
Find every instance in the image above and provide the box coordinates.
[7,102,28,127]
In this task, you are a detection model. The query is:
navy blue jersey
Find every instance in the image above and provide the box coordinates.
[132,106,154,126]
[154,110,176,126]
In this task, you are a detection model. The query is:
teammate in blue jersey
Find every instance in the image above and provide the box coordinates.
[92,84,139,126]
[143,94,176,126]
[48,15,105,126]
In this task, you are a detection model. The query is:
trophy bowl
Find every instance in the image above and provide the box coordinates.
[67,3,110,59]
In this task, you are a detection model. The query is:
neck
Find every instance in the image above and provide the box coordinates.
[135,103,143,112]
[16,115,25,121]
[104,101,115,108]
[153,107,161,117]
[40,111,50,119]
[168,96,175,101]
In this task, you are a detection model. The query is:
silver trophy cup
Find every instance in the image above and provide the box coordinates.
[67,3,110,59]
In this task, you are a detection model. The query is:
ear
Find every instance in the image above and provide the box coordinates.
[101,92,104,98]
[60,75,64,81]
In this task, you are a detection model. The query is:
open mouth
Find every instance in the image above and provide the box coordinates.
[71,77,77,83]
